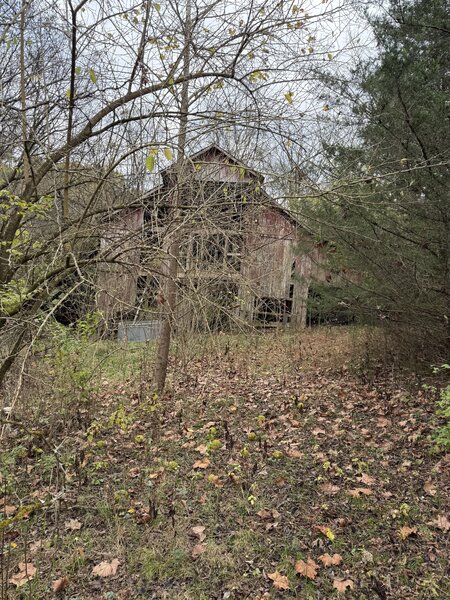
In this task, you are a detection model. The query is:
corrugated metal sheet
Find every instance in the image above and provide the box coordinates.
[117,320,163,342]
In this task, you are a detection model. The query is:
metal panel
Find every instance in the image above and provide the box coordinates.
[117,320,163,342]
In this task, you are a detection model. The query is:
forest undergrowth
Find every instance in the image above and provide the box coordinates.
[1,327,449,599]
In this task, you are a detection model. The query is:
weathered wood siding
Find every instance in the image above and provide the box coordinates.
[243,206,295,298]
[240,205,317,327]
[97,207,143,319]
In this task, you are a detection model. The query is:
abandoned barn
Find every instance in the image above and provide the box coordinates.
[96,145,324,333]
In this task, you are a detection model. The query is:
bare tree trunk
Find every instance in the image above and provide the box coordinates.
[63,1,78,249]
[20,0,30,185]
[152,0,191,394]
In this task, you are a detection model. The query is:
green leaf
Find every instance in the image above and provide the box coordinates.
[89,69,97,84]
[163,147,173,161]
[75,66,81,75]
[146,154,156,173]
[153,2,161,11]
[284,91,294,104]
[327,52,333,60]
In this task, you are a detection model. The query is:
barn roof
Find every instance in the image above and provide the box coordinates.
[160,144,264,183]
[112,145,312,235]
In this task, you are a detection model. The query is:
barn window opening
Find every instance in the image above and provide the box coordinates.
[255,297,292,323]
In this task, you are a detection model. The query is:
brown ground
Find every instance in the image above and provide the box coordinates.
[1,328,449,599]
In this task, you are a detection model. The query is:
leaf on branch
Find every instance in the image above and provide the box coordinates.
[284,91,294,104]
[146,154,156,173]
[89,69,97,84]
[163,147,173,161]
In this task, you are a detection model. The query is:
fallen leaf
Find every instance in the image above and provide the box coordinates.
[64,518,82,531]
[206,474,223,487]
[53,576,69,593]
[319,553,342,567]
[431,515,450,532]
[315,525,335,541]
[193,458,211,470]
[8,563,37,588]
[148,468,164,480]
[268,570,290,590]
[191,525,206,541]
[348,488,373,497]
[423,481,436,496]
[312,427,326,436]
[4,505,17,516]
[399,526,417,540]
[286,448,303,458]
[257,509,272,520]
[333,578,354,593]
[92,558,120,577]
[357,474,376,486]
[195,444,208,455]
[191,543,206,558]
[295,558,319,579]
[29,540,43,554]
[319,483,340,495]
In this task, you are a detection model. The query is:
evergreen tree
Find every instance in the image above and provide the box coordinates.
[314,0,450,362]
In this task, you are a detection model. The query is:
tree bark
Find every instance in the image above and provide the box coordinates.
[152,0,192,394]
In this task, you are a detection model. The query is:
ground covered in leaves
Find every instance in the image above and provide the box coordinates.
[1,328,449,599]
